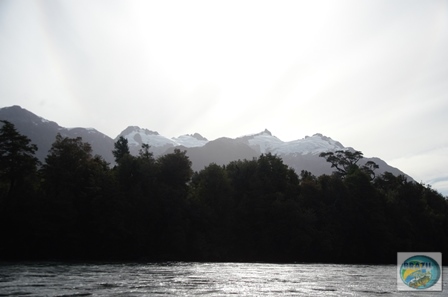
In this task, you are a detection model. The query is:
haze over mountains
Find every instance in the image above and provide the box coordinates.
[1,105,409,179]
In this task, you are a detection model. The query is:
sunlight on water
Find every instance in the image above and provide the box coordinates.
[0,262,446,296]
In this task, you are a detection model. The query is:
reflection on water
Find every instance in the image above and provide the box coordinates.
[0,262,446,296]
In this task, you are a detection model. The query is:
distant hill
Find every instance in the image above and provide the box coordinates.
[0,105,115,164]
[0,105,412,180]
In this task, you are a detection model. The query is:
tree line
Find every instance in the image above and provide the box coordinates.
[1,120,447,264]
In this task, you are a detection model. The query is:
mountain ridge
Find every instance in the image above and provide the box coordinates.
[0,105,411,180]
[0,105,115,163]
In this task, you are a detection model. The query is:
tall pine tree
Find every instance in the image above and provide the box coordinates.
[0,120,39,199]
[113,136,130,163]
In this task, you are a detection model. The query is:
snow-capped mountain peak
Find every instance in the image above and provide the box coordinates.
[172,133,208,148]
[275,133,346,155]
[117,127,209,155]
[238,129,283,154]
[120,126,159,136]
[237,130,345,155]
[117,126,175,150]
[190,133,208,141]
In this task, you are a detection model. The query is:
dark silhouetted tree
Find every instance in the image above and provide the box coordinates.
[319,150,363,176]
[139,143,152,159]
[39,134,111,258]
[42,134,106,199]
[113,136,130,163]
[153,149,193,257]
[157,149,193,188]
[188,163,235,260]
[320,150,378,180]
[0,121,40,259]
[0,120,39,198]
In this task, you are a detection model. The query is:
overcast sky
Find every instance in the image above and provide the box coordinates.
[1,0,447,195]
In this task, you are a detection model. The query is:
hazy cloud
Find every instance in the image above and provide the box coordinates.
[1,0,447,194]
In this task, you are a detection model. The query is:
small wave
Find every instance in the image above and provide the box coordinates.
[194,289,222,295]
[24,284,47,287]
[27,273,57,278]
[355,290,391,295]
[312,288,337,291]
[0,275,12,282]
[99,283,120,288]
[56,293,92,297]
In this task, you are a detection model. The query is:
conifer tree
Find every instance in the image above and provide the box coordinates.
[113,136,130,163]
[0,120,39,198]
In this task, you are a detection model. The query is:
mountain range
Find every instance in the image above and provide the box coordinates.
[0,105,410,179]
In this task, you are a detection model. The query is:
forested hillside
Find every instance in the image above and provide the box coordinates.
[1,121,447,264]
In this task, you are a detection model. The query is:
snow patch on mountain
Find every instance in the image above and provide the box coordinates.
[118,126,176,148]
[118,127,208,149]
[240,131,346,155]
[275,133,345,155]
[239,129,283,154]
[172,133,208,147]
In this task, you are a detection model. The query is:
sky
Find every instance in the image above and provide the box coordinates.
[1,0,448,195]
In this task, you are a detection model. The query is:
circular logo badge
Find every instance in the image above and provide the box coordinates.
[400,255,441,289]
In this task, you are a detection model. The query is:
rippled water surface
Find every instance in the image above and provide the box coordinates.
[0,262,446,296]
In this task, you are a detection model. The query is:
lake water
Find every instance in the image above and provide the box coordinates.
[0,262,446,296]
